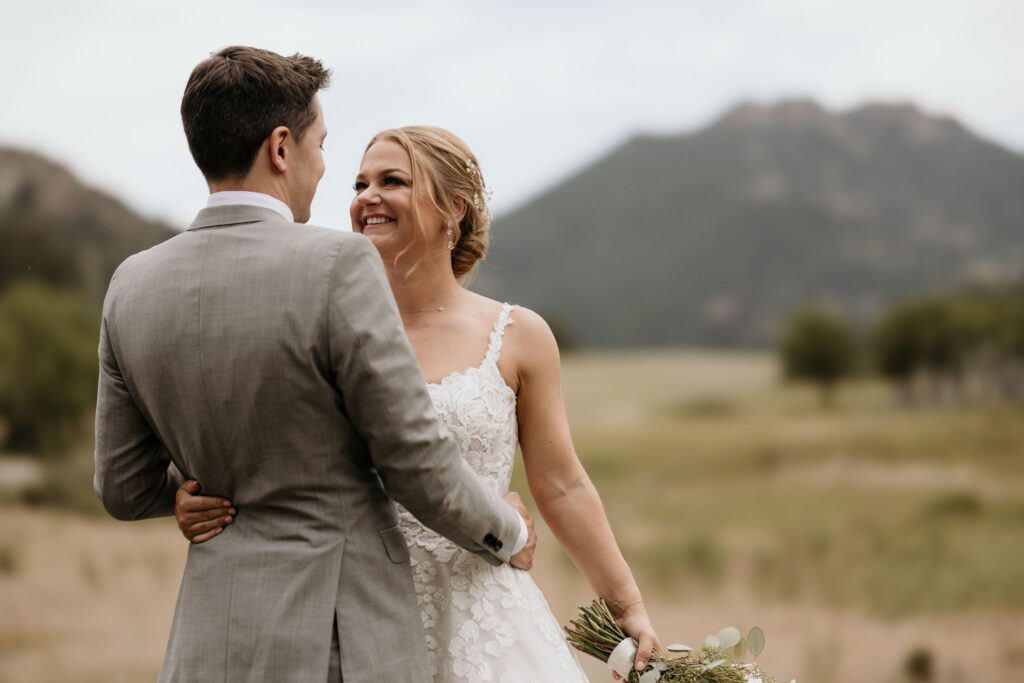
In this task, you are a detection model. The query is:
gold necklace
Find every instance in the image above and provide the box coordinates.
[399,303,448,314]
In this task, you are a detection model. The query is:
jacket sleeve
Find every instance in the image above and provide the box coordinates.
[93,294,184,521]
[326,234,520,565]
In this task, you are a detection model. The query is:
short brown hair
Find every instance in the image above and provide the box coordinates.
[181,46,331,181]
[365,126,492,280]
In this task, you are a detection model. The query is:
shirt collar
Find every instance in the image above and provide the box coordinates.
[207,191,294,223]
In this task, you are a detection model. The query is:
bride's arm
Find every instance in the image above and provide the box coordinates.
[507,308,661,674]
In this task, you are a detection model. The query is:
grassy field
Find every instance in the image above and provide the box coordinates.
[2,350,1023,682]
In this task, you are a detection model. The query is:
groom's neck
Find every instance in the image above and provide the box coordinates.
[208,175,286,205]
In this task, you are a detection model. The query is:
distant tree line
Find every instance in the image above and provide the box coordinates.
[0,210,99,454]
[780,284,1024,407]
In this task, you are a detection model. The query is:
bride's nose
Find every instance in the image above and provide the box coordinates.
[357,187,381,206]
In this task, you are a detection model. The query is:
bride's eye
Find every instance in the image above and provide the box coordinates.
[353,181,367,191]
[384,175,406,186]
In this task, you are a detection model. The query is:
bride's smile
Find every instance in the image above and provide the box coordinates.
[350,139,448,259]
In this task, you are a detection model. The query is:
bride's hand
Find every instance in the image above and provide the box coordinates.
[612,601,661,675]
[503,491,537,570]
[175,480,235,543]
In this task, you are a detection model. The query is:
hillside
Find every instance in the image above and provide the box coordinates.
[0,147,175,302]
[474,99,1024,347]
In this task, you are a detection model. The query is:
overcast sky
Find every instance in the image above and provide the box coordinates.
[2,0,1021,228]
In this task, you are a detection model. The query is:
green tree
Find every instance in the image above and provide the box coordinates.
[0,282,99,453]
[872,290,1024,405]
[872,304,920,394]
[872,300,935,403]
[779,308,858,407]
[968,293,1024,401]
[0,210,83,292]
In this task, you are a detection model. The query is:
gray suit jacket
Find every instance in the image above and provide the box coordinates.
[93,204,522,682]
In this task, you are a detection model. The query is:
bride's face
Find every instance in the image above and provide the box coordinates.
[350,140,444,259]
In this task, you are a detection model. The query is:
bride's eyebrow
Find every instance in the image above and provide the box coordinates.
[381,167,410,176]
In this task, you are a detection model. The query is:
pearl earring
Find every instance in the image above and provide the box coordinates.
[446,220,455,250]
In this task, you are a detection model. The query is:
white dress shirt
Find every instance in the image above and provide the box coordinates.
[207,191,294,222]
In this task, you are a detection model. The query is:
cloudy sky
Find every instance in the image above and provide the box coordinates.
[2,0,1021,228]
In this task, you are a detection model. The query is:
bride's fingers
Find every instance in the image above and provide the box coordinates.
[177,508,235,533]
[192,505,236,520]
[184,516,234,540]
[185,516,233,540]
[176,480,234,513]
[181,495,233,513]
[634,631,655,671]
[189,526,226,544]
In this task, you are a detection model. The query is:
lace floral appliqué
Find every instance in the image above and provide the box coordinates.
[396,304,588,682]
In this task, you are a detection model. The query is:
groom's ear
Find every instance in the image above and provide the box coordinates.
[269,125,291,173]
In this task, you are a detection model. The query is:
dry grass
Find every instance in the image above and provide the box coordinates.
[2,350,1023,682]
[0,507,185,683]
[528,350,1024,681]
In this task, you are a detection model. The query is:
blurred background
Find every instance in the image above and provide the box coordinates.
[2,1,1023,681]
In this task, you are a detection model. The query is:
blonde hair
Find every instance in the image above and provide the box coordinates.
[363,126,492,280]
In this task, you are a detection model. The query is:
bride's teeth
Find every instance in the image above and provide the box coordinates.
[366,216,392,225]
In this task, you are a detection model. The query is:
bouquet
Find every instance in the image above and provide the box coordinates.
[564,599,782,683]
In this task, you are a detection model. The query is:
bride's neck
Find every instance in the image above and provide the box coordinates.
[385,255,462,313]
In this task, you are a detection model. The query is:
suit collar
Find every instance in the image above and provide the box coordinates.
[187,204,294,231]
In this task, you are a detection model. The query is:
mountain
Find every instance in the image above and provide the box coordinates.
[473,99,1024,347]
[0,147,175,302]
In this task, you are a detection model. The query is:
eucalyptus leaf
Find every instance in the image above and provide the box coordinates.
[638,669,662,683]
[717,626,741,649]
[667,644,693,653]
[733,637,747,662]
[703,634,720,649]
[747,627,765,657]
[704,659,727,671]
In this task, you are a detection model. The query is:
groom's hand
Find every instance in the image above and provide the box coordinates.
[175,480,236,543]
[504,491,536,570]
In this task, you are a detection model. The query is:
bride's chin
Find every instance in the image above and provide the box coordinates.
[364,232,398,251]
[366,234,419,261]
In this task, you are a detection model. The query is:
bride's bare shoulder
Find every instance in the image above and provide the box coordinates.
[503,305,561,379]
[507,305,552,337]
[462,292,558,360]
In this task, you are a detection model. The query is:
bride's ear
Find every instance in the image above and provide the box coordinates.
[452,197,468,224]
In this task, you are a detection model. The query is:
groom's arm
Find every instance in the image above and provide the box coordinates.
[326,234,522,565]
[93,303,184,521]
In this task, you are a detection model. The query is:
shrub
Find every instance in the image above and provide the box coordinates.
[0,281,99,453]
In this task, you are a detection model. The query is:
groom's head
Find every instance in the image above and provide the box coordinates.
[182,46,331,221]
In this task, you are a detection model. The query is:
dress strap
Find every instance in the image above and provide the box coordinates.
[484,303,515,364]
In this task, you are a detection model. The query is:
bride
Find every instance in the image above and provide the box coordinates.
[175,126,660,681]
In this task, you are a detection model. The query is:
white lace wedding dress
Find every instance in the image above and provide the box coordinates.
[396,303,590,682]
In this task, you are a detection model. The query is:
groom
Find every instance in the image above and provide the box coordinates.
[93,46,534,682]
